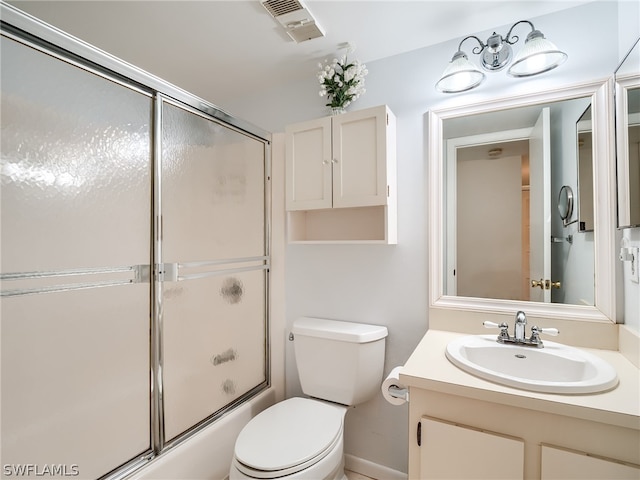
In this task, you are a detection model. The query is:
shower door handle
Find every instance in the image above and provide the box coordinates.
[159,256,269,283]
[0,264,150,297]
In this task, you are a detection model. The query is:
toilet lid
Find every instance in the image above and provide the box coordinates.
[234,397,344,473]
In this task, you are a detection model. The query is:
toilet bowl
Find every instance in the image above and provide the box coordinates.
[230,398,347,480]
[230,318,388,480]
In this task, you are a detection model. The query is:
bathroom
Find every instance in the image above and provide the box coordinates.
[1,1,638,479]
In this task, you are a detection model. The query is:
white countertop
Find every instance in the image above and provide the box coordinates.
[400,330,640,430]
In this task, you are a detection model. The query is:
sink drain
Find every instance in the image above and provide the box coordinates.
[515,354,527,359]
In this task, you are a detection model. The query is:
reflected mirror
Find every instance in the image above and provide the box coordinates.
[577,106,594,232]
[557,185,574,226]
[429,81,616,322]
[615,38,640,228]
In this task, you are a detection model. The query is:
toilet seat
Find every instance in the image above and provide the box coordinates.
[233,397,346,479]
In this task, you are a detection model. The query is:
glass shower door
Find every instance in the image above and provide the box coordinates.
[159,99,268,442]
[1,35,152,478]
[1,18,271,477]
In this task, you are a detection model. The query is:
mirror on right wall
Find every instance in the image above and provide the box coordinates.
[615,38,640,228]
[428,80,617,324]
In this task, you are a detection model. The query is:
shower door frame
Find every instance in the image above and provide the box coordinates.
[1,4,272,479]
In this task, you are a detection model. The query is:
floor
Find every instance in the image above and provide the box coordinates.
[345,470,376,480]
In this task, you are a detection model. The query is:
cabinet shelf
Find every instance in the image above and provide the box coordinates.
[287,205,395,244]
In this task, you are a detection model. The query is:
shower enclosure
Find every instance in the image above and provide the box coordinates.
[1,6,270,479]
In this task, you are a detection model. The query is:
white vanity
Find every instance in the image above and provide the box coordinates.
[401,329,640,479]
[409,69,640,479]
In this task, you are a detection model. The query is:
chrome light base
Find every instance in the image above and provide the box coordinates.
[481,33,513,71]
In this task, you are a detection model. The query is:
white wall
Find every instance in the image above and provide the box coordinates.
[226,2,627,474]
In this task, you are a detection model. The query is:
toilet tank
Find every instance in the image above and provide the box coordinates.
[291,317,388,406]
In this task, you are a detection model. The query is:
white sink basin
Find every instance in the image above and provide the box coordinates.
[445,335,619,394]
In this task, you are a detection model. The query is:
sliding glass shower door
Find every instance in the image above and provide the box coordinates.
[159,100,268,443]
[1,34,152,478]
[1,19,270,479]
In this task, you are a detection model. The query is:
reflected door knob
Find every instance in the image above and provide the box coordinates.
[531,279,545,289]
[551,281,561,289]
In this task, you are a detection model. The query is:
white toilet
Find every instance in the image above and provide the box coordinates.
[230,317,388,480]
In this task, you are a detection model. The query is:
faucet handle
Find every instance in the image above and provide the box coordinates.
[483,321,510,340]
[483,321,508,330]
[536,327,559,336]
[529,325,559,341]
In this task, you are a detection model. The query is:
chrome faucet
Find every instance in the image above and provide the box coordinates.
[483,311,559,348]
[514,311,527,341]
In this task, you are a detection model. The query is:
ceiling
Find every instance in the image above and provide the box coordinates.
[8,1,593,106]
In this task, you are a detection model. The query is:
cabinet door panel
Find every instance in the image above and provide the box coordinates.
[420,417,524,480]
[285,117,332,210]
[332,107,387,208]
[541,445,640,479]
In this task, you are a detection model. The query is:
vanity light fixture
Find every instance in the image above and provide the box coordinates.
[435,20,568,93]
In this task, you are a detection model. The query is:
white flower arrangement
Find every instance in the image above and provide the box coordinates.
[317,53,368,110]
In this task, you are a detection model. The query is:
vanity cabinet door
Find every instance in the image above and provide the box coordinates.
[420,417,524,479]
[541,445,640,479]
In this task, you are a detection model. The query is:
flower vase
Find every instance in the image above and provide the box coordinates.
[330,106,346,116]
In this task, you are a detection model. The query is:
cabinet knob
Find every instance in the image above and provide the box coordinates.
[331,158,338,164]
[322,159,330,165]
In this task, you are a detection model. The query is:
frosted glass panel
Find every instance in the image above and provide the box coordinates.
[161,100,267,441]
[1,35,151,478]
[0,35,152,273]
[163,270,267,441]
[161,102,265,262]
[1,285,150,479]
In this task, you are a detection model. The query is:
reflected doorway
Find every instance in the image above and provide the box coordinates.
[455,139,530,301]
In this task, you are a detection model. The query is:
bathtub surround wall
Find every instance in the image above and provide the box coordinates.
[226,2,639,475]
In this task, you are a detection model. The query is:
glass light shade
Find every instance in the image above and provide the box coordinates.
[507,31,568,77]
[436,51,486,93]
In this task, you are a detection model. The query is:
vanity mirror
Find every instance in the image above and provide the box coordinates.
[615,38,640,228]
[429,80,617,323]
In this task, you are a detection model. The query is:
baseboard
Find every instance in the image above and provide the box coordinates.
[344,454,407,480]
[619,324,640,369]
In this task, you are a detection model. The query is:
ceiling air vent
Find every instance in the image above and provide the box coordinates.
[261,0,325,43]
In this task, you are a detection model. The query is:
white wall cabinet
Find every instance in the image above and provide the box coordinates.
[285,105,397,243]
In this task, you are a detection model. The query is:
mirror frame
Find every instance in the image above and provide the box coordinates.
[428,79,617,323]
[615,62,640,228]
